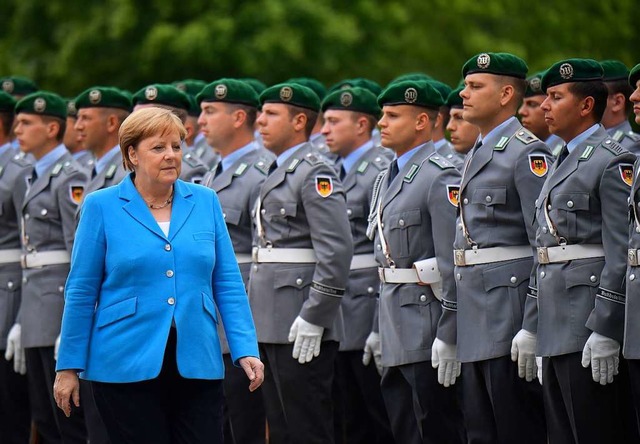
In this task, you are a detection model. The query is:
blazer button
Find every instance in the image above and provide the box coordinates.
[165,244,171,251]
[630,274,636,281]
[166,270,174,278]
[261,209,266,215]
[168,297,175,305]
[295,278,303,286]
[637,226,640,234]
[419,294,427,302]
[589,275,597,283]
[22,277,27,284]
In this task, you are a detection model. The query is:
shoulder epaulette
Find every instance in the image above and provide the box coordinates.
[182,153,201,168]
[428,154,455,170]
[303,151,322,165]
[11,152,31,168]
[62,161,79,175]
[371,154,389,171]
[105,164,117,180]
[514,128,538,145]
[600,138,626,156]
[253,158,272,176]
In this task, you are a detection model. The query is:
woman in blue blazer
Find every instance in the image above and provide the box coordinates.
[53,107,263,444]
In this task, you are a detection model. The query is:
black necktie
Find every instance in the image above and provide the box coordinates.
[213,162,223,178]
[557,145,569,165]
[29,169,38,186]
[268,162,277,176]
[339,165,346,181]
[387,160,399,185]
[91,167,97,179]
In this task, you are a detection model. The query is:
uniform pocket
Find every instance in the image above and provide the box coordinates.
[471,187,507,228]
[388,209,422,258]
[222,208,242,226]
[398,284,436,351]
[565,260,603,338]
[551,192,591,241]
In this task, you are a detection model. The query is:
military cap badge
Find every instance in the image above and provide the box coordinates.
[145,86,158,100]
[340,92,353,107]
[280,86,293,102]
[529,77,542,93]
[34,98,46,113]
[89,89,102,104]
[559,63,574,80]
[215,84,227,99]
[67,101,77,115]
[404,88,418,103]
[175,82,186,91]
[477,53,491,69]
[2,80,13,94]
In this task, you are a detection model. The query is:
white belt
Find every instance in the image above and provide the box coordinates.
[0,249,22,265]
[21,250,71,269]
[537,244,604,265]
[235,254,253,264]
[629,249,640,267]
[378,258,442,300]
[252,247,316,264]
[454,246,532,267]
[350,254,378,270]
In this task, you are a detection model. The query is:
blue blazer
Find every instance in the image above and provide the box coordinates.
[56,174,259,383]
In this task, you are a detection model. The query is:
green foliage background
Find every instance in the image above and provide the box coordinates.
[0,0,638,95]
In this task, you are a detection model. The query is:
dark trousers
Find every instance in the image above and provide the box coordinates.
[627,359,640,437]
[92,328,224,444]
[259,341,338,444]
[543,353,639,444]
[333,350,394,444]
[80,379,111,444]
[461,356,546,444]
[380,361,466,444]
[0,353,31,444]
[222,353,265,444]
[25,346,87,444]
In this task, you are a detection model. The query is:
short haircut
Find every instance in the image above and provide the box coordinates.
[0,111,14,138]
[119,107,187,171]
[497,75,527,106]
[605,79,633,114]
[41,115,66,142]
[287,105,318,138]
[350,112,378,134]
[439,106,450,128]
[568,81,609,122]
[226,103,257,128]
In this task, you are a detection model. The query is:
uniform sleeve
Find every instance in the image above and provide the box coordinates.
[56,194,106,372]
[517,142,552,334]
[209,191,260,363]
[432,167,462,344]
[299,164,354,328]
[56,169,88,253]
[585,152,635,342]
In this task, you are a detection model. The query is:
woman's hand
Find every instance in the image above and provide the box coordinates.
[238,356,265,392]
[53,370,81,417]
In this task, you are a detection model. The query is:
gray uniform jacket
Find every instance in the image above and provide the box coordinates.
[179,151,208,184]
[436,139,465,171]
[0,148,32,349]
[533,126,634,357]
[84,151,127,197]
[203,147,275,354]
[19,151,88,348]
[192,136,221,170]
[73,150,95,170]
[372,142,460,367]
[339,145,393,351]
[624,157,640,358]
[609,121,640,155]
[248,142,353,344]
[452,117,552,363]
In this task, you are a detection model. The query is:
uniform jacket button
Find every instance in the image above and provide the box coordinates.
[165,244,171,251]
[295,278,303,286]
[485,196,492,203]
[377,244,382,250]
[630,274,636,281]
[58,286,64,293]
[419,295,427,302]
[223,213,226,219]
[542,227,548,233]
[540,271,546,278]
[168,297,175,305]
[547,205,552,210]
[280,208,286,215]
[589,275,597,283]
[7,281,14,290]
[567,200,574,208]
[347,209,353,216]
[456,273,462,280]
[510,276,517,284]
[463,198,469,205]
[166,270,174,277]
[260,209,266,215]
[399,219,405,226]
[367,287,374,294]
[24,214,30,220]
[22,277,27,284]
[41,209,48,216]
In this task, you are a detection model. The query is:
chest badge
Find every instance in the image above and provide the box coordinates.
[620,164,634,186]
[315,176,334,198]
[529,154,548,177]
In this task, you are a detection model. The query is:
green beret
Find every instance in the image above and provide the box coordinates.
[446,86,463,108]
[65,99,78,118]
[196,79,259,108]
[75,86,132,111]
[260,83,320,111]
[541,58,603,92]
[600,60,629,82]
[525,71,546,97]
[0,91,17,113]
[629,64,640,89]
[1,76,38,96]
[241,78,267,94]
[186,95,200,117]
[462,52,528,79]
[377,80,444,109]
[329,78,383,96]
[286,77,327,100]
[173,79,206,96]
[132,84,191,111]
[321,87,380,117]
[390,73,433,84]
[424,80,452,106]
[15,91,66,119]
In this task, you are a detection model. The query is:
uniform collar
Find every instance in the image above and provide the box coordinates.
[567,123,600,153]
[478,116,518,147]
[276,141,306,168]
[606,120,632,136]
[397,142,427,171]
[35,144,68,177]
[0,142,12,156]
[221,141,256,172]
[95,145,121,174]
[434,138,447,151]
[341,140,373,174]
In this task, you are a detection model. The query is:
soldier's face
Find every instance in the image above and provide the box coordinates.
[518,96,550,140]
[321,110,360,157]
[75,108,108,153]
[446,108,479,154]
[14,113,53,158]
[540,84,583,141]
[630,80,640,125]
[378,105,423,153]
[63,117,82,153]
[256,103,297,153]
[198,102,235,149]
[127,129,182,186]
[460,73,502,125]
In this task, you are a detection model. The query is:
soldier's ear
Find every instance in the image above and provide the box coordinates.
[415,112,429,131]
[499,84,515,107]
[292,112,307,132]
[580,96,596,117]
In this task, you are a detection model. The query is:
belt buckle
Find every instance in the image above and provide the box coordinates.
[251,247,259,263]
[537,247,549,264]
[378,267,386,283]
[629,249,639,267]
[20,254,28,269]
[454,249,466,266]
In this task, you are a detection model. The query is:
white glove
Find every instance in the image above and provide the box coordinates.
[362,332,382,375]
[54,334,61,361]
[581,331,620,385]
[510,329,538,382]
[431,338,460,387]
[288,316,324,364]
[536,356,543,385]
[5,324,26,375]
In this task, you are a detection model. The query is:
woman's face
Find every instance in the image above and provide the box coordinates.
[128,128,182,186]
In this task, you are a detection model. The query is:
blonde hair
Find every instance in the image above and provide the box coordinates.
[119,107,187,171]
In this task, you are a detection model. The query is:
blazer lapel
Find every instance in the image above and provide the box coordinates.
[119,175,166,239]
[168,180,194,240]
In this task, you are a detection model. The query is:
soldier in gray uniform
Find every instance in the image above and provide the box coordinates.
[445,85,478,161]
[600,60,640,154]
[426,79,466,170]
[0,91,31,444]
[451,53,549,444]
[248,83,353,443]
[519,71,565,156]
[534,59,638,443]
[319,87,394,444]
[368,80,465,444]
[196,79,272,444]
[64,99,95,170]
[625,62,640,428]
[132,83,208,184]
[10,91,88,442]
[75,86,131,198]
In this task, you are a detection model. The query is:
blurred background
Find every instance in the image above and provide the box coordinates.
[0,0,638,95]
